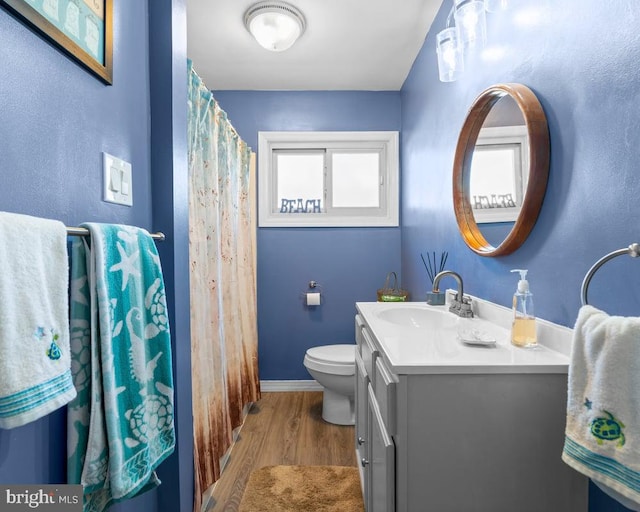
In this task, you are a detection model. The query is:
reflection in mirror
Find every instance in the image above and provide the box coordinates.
[453,83,549,256]
[470,95,528,247]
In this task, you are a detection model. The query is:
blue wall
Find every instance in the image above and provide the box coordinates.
[213,91,402,380]
[400,1,640,510]
[0,1,191,510]
[149,1,193,511]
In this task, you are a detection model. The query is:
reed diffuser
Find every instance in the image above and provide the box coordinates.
[422,251,448,305]
[421,251,448,285]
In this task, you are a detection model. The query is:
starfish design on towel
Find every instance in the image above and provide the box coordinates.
[70,275,88,306]
[109,242,141,291]
[148,248,161,269]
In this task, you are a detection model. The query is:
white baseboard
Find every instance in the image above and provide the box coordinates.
[260,380,323,392]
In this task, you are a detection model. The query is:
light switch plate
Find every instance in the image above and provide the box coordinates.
[103,152,133,206]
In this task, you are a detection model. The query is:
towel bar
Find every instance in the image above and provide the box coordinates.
[66,226,165,241]
[581,243,640,305]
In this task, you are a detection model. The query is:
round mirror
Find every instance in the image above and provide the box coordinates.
[453,83,549,257]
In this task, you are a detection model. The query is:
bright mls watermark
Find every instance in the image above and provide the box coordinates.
[0,485,82,511]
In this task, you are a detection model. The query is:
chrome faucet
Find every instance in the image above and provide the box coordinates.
[431,270,474,318]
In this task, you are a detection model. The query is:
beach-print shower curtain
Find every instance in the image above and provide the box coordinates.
[187,61,261,512]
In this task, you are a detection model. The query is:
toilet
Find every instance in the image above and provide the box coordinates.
[303,344,356,425]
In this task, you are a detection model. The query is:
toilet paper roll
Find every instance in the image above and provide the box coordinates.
[306,292,321,306]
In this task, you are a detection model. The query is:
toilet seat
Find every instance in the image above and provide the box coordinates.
[304,344,355,376]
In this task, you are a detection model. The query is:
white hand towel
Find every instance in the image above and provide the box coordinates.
[0,212,76,428]
[562,305,640,510]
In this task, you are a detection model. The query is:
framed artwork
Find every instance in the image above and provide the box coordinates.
[0,0,113,84]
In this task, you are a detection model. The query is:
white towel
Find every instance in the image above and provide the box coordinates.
[562,305,640,510]
[0,211,76,428]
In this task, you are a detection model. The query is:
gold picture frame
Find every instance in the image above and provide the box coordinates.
[0,0,113,84]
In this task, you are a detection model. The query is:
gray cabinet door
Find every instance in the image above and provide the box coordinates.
[355,351,370,507]
[368,384,395,512]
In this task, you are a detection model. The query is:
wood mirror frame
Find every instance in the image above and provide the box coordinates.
[453,83,550,257]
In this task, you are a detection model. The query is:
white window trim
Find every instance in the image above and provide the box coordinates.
[258,131,399,227]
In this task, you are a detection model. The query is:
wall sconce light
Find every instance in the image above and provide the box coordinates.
[484,0,509,13]
[436,0,506,82]
[244,1,306,52]
[454,0,487,50]
[436,28,464,82]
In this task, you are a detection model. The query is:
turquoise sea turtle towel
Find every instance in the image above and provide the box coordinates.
[67,224,175,512]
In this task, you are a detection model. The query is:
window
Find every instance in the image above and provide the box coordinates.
[258,131,399,227]
[470,125,529,224]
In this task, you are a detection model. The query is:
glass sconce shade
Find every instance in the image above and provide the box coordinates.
[454,0,487,50]
[244,2,306,52]
[484,0,509,13]
[436,28,464,82]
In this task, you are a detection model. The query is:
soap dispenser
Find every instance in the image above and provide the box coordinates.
[510,269,537,348]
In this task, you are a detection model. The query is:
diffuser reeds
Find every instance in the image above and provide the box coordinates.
[421,251,448,284]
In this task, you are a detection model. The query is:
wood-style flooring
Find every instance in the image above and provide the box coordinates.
[204,391,357,512]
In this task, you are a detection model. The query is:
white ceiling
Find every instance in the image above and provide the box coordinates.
[186,0,443,91]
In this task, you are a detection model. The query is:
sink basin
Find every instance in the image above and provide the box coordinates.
[373,304,509,348]
[375,306,458,329]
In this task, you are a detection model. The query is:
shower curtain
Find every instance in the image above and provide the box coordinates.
[187,61,261,512]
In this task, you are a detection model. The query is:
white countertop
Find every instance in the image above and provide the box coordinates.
[356,299,572,375]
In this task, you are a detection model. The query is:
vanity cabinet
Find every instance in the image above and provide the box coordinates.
[367,383,395,512]
[354,312,587,512]
[355,350,369,500]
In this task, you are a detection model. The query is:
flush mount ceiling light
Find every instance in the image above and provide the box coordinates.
[244,1,306,52]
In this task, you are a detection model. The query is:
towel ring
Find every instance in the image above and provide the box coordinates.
[581,243,640,305]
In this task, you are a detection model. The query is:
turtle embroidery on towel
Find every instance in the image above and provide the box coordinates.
[590,410,626,447]
[33,326,62,360]
[47,336,62,360]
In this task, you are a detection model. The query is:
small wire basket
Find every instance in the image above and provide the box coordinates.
[377,272,409,302]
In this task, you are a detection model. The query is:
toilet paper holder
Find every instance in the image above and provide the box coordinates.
[302,281,322,306]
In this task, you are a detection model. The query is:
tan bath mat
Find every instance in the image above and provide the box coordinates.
[239,465,364,512]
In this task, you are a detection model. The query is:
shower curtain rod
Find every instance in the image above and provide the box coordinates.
[66,226,165,241]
